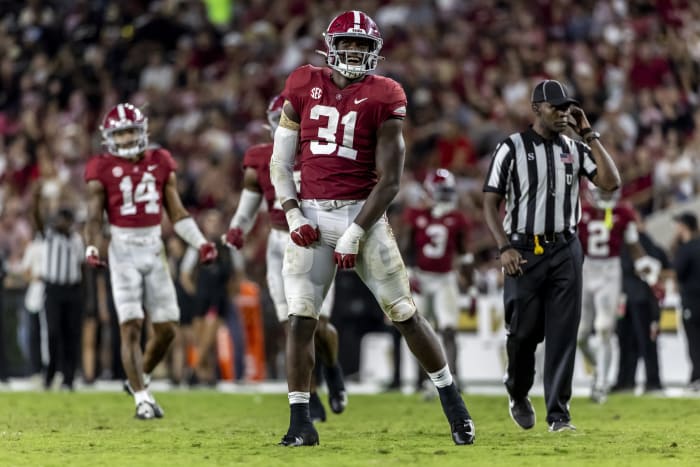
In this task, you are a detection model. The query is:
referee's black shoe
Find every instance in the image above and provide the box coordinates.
[509,397,536,430]
[450,418,475,445]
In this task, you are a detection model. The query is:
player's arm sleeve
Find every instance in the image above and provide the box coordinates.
[378,80,407,123]
[270,101,300,206]
[624,219,640,244]
[161,149,178,173]
[483,140,514,195]
[230,187,263,234]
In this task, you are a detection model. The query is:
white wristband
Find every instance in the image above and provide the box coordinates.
[459,253,474,265]
[345,222,366,241]
[173,217,207,249]
[230,189,263,234]
[285,207,306,231]
[85,245,99,258]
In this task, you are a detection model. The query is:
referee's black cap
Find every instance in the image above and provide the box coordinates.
[531,80,579,106]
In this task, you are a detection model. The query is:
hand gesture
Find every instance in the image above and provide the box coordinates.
[286,208,319,247]
[85,245,106,268]
[223,227,245,249]
[568,105,592,135]
[500,247,527,277]
[199,242,218,264]
[334,223,365,269]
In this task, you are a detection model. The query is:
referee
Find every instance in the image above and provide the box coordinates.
[482,80,620,432]
[42,208,85,390]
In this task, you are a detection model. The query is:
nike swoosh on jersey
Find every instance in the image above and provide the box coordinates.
[147,165,157,171]
[354,97,368,104]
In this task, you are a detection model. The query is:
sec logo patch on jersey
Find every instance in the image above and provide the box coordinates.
[310,87,322,99]
[112,166,123,178]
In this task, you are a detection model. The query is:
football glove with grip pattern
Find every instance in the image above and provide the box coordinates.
[334,223,365,269]
[286,208,319,247]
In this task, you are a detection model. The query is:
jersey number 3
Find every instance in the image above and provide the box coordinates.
[310,105,358,160]
[119,172,160,216]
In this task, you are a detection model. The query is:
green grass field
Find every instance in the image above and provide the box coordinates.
[1,391,699,466]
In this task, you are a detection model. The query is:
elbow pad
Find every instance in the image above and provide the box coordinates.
[270,126,300,206]
[230,189,263,234]
[173,217,207,249]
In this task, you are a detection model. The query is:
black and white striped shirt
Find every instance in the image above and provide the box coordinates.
[41,229,84,285]
[483,127,598,235]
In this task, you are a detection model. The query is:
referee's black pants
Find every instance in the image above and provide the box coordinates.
[44,283,83,389]
[503,234,583,424]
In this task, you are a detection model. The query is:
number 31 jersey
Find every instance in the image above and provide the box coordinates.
[283,65,407,200]
[84,148,177,228]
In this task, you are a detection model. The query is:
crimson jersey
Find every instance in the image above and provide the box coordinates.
[84,149,177,228]
[578,202,638,258]
[283,65,407,200]
[404,207,470,273]
[242,142,288,231]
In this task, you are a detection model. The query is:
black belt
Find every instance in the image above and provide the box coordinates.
[509,229,576,246]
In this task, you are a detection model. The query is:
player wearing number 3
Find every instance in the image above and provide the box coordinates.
[270,10,474,447]
[84,103,217,420]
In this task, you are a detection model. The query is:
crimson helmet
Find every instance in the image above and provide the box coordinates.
[585,180,619,209]
[100,103,148,158]
[266,94,285,136]
[424,168,457,204]
[323,10,383,79]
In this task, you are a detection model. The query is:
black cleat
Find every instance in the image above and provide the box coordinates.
[328,389,348,414]
[450,418,475,445]
[509,397,536,430]
[323,365,348,414]
[309,392,327,423]
[278,426,319,447]
[151,400,165,418]
[123,380,134,396]
[548,420,576,432]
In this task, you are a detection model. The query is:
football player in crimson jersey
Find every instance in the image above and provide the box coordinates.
[224,94,347,422]
[577,182,660,402]
[269,10,474,446]
[84,103,217,420]
[402,169,474,393]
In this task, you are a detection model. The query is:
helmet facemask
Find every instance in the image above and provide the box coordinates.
[587,181,619,209]
[325,34,383,79]
[102,123,149,158]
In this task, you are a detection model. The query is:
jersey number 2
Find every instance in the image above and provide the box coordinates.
[309,105,358,160]
[119,172,160,216]
[587,220,610,256]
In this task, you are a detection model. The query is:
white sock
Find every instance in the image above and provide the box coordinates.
[143,373,151,387]
[596,331,612,391]
[288,391,310,405]
[134,390,150,406]
[428,364,453,389]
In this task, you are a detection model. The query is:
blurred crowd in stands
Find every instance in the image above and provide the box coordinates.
[2,0,700,385]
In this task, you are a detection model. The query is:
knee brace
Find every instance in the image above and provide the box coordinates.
[386,297,416,322]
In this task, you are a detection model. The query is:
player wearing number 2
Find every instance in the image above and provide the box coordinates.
[84,103,217,419]
[577,182,659,403]
[270,10,474,446]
